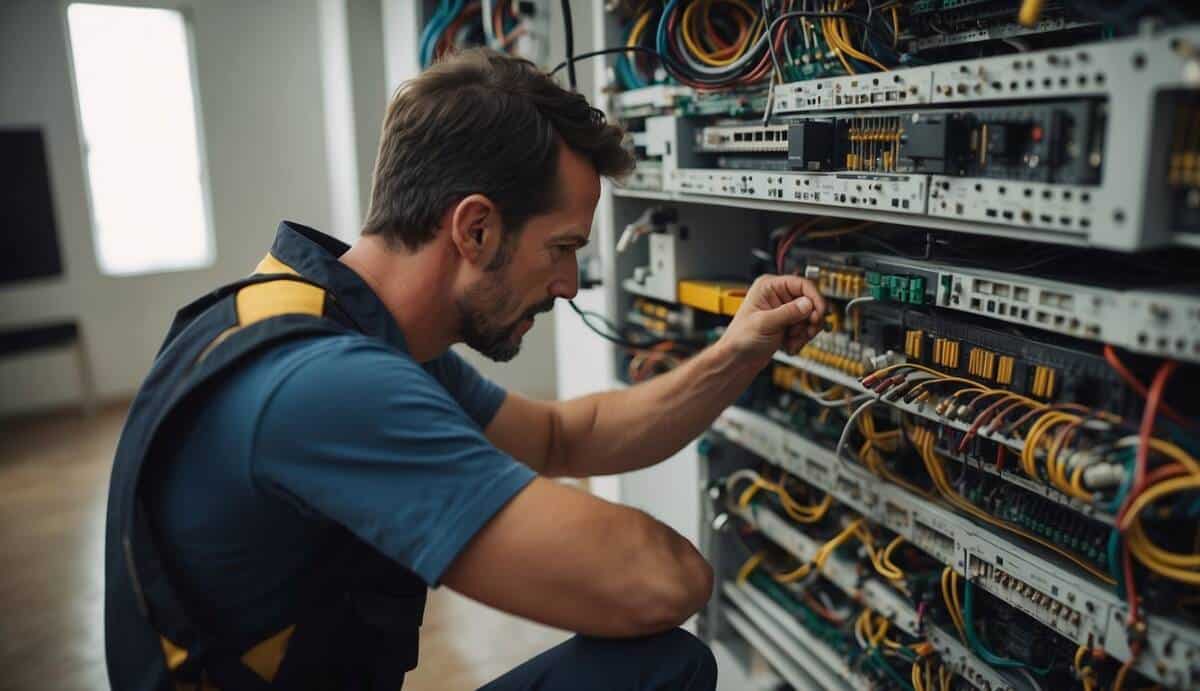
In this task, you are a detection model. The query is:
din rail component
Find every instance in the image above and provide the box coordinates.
[732,505,1016,691]
[711,405,1200,689]
[805,249,1200,364]
[669,169,928,212]
[771,347,1128,521]
[667,30,1200,250]
[773,27,1200,114]
[723,607,825,691]
[724,583,864,691]
[695,124,790,153]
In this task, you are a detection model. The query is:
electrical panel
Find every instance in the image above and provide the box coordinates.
[590,2,1200,690]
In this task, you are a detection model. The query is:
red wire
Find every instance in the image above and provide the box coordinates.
[1143,463,1188,486]
[957,394,1014,453]
[1119,359,1178,525]
[1117,358,1177,631]
[1103,345,1195,432]
[436,2,482,58]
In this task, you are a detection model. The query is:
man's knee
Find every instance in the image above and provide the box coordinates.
[643,628,717,690]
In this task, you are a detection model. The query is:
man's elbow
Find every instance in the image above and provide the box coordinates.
[616,521,714,634]
[631,560,713,633]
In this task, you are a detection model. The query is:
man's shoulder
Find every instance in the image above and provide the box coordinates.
[252,332,415,382]
[248,332,446,404]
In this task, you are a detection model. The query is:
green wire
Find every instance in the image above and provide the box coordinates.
[866,648,915,691]
[963,579,1051,675]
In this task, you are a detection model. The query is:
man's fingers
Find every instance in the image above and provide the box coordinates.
[757,275,827,323]
[757,296,814,334]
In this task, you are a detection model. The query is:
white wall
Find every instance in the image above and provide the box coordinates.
[0,0,338,415]
[346,0,387,218]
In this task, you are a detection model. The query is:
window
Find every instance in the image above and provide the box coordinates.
[67,3,213,276]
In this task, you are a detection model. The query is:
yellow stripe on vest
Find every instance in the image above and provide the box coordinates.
[160,636,189,671]
[254,252,300,276]
[240,624,295,682]
[235,280,325,326]
[159,624,294,684]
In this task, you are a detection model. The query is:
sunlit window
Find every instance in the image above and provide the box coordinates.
[67,3,213,276]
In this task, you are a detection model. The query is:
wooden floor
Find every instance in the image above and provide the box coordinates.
[0,403,568,691]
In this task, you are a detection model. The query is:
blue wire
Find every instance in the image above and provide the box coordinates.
[615,22,646,90]
[656,0,678,63]
[1108,526,1126,596]
[417,0,447,68]
[420,0,463,69]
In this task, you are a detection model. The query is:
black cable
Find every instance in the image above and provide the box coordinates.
[550,46,666,78]
[567,299,668,349]
[560,0,577,90]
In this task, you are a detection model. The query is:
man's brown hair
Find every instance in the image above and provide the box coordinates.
[363,49,634,251]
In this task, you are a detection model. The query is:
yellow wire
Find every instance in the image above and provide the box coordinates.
[1113,657,1134,691]
[682,0,759,67]
[1074,644,1099,691]
[913,426,1117,584]
[1117,436,1200,474]
[949,570,965,634]
[881,535,906,577]
[940,566,967,642]
[1129,519,1200,568]
[823,0,889,72]
[737,551,766,584]
[735,471,831,523]
[1120,476,1200,532]
[820,2,856,75]
[775,518,864,583]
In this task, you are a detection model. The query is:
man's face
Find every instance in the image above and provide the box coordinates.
[458,146,601,361]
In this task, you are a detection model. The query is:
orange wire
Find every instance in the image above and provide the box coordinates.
[1103,345,1195,431]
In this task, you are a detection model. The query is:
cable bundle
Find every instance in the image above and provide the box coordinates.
[419,0,525,69]
[615,1,905,91]
[655,0,788,89]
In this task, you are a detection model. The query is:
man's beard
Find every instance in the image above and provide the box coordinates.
[458,270,555,362]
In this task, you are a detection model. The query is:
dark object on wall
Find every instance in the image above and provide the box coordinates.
[0,129,64,285]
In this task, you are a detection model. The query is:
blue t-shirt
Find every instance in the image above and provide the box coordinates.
[146,333,536,638]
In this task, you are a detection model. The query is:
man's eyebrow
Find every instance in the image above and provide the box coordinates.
[547,231,590,248]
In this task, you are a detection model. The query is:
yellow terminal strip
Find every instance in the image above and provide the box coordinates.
[997,355,1015,385]
[677,280,750,316]
[905,329,923,360]
[934,338,960,369]
[1030,365,1057,398]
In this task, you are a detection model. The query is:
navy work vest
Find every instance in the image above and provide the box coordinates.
[104,224,427,690]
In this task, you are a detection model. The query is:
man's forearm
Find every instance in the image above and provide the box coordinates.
[554,341,762,477]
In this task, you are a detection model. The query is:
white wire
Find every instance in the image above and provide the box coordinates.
[481,0,496,47]
[835,398,878,476]
[725,468,764,498]
[844,295,876,317]
[804,391,874,408]
[854,610,870,649]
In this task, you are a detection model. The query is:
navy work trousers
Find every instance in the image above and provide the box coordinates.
[476,627,718,691]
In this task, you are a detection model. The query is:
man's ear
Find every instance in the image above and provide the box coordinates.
[448,194,502,268]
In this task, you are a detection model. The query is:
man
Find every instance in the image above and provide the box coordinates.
[105,49,826,690]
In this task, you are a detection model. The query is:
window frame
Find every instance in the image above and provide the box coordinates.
[63,0,217,277]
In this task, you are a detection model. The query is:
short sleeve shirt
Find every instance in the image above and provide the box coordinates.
[145,226,537,642]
